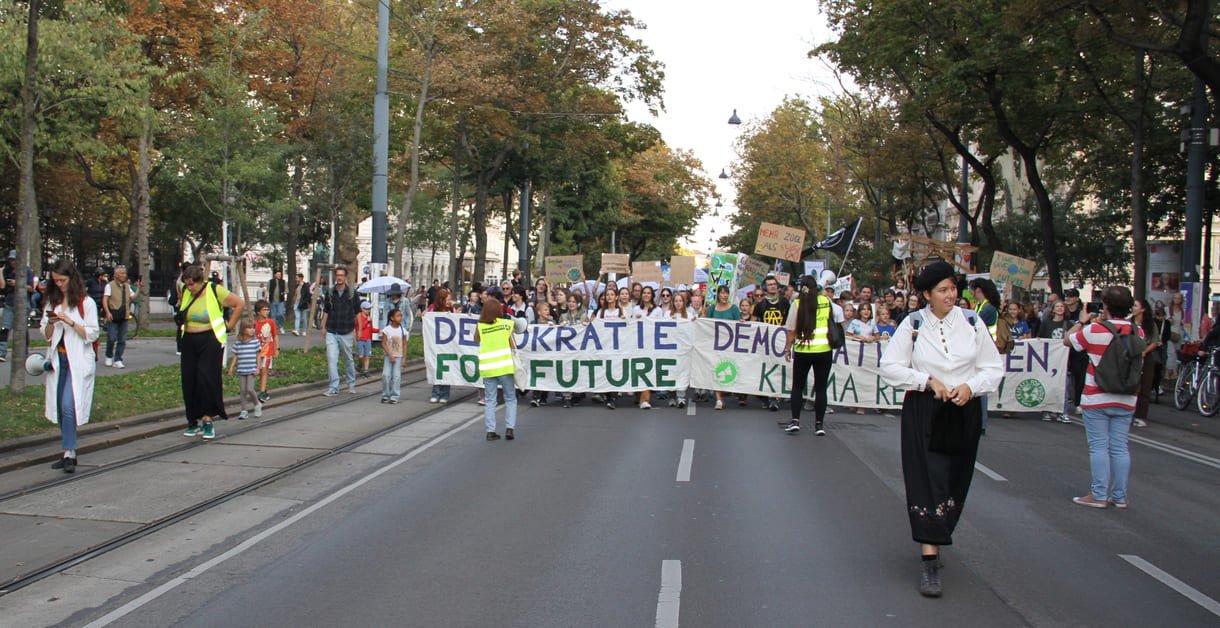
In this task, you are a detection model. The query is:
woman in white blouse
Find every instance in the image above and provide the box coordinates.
[879,261,1003,599]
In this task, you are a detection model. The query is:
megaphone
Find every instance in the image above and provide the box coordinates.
[512,317,528,334]
[25,352,54,377]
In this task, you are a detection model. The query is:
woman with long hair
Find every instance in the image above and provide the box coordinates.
[1166,292,1186,380]
[178,264,245,439]
[635,285,661,319]
[1132,299,1160,428]
[1037,300,1074,423]
[594,285,629,409]
[782,274,842,434]
[40,260,101,473]
[474,299,518,440]
[428,288,459,404]
[706,285,742,409]
[879,262,1003,598]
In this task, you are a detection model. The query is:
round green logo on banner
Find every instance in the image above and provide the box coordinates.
[715,360,739,386]
[1014,379,1045,408]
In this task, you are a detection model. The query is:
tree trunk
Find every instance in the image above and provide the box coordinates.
[1130,51,1149,301]
[392,49,434,278]
[11,0,40,393]
[287,155,304,319]
[134,111,152,331]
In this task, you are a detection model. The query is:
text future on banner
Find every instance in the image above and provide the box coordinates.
[755,222,805,262]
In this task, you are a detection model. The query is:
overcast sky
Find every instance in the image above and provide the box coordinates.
[606,0,841,252]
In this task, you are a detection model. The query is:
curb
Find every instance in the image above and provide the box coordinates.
[0,358,427,472]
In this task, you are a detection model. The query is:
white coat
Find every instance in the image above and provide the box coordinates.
[40,297,99,426]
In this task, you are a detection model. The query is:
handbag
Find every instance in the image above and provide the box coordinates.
[820,296,846,349]
[1170,330,1182,343]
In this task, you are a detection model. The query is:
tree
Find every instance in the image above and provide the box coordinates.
[616,143,713,261]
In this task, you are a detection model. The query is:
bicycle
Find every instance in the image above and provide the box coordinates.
[1196,349,1220,417]
[1173,343,1208,411]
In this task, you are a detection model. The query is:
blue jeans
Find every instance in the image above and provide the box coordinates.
[1081,405,1133,502]
[294,305,308,335]
[57,352,77,451]
[382,357,402,401]
[0,305,11,358]
[431,384,450,401]
[325,331,356,392]
[483,374,516,433]
[106,319,127,360]
[270,302,285,327]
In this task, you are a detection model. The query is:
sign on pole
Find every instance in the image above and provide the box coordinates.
[600,253,630,276]
[669,255,696,285]
[736,255,770,292]
[633,260,664,283]
[989,251,1037,289]
[544,255,584,284]
[755,222,805,262]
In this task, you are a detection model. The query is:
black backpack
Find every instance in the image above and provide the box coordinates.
[1093,321,1146,395]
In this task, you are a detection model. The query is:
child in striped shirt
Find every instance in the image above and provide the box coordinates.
[228,320,262,419]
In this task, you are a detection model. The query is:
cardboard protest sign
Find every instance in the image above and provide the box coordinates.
[706,252,738,301]
[774,271,791,287]
[669,255,696,285]
[600,253,630,276]
[754,222,805,262]
[544,255,584,284]
[736,255,770,292]
[990,251,1037,289]
[632,260,664,283]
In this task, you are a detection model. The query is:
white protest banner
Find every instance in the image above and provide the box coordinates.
[424,315,1069,411]
[804,260,824,278]
[687,319,1068,410]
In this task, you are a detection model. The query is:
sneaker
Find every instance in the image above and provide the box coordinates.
[258,391,270,403]
[1108,499,1128,509]
[486,431,500,441]
[563,399,572,408]
[768,399,779,412]
[591,394,605,404]
[1057,414,1073,424]
[51,455,68,469]
[430,396,438,403]
[323,390,338,397]
[1133,418,1147,428]
[381,398,389,403]
[1072,495,1108,509]
[668,397,678,407]
[238,410,249,420]
[105,357,113,367]
[505,428,514,440]
[714,400,724,410]
[113,360,126,369]
[0,355,6,362]
[439,399,448,404]
[253,405,262,418]
[825,406,836,414]
[531,399,541,408]
[477,398,486,406]
[349,388,358,394]
[815,422,826,436]
[62,456,76,474]
[639,402,651,409]
[184,425,202,436]
[1042,412,1053,421]
[201,422,216,440]
[678,399,687,409]
[920,561,943,597]
[784,421,801,433]
[389,399,399,404]
[606,400,616,410]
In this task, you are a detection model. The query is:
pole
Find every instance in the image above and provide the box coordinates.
[958,153,970,271]
[370,0,389,265]
[448,114,462,293]
[519,178,531,286]
[1183,74,1208,284]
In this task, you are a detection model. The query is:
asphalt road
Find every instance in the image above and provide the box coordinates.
[31,396,1218,627]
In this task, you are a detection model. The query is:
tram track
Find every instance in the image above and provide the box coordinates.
[0,365,477,596]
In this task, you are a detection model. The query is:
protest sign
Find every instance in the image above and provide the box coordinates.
[990,252,1037,289]
[633,260,664,283]
[600,253,630,276]
[706,252,738,300]
[774,271,791,287]
[736,255,770,292]
[424,314,1069,411]
[755,222,805,262]
[831,273,853,297]
[804,260,824,278]
[545,255,584,284]
[670,255,696,285]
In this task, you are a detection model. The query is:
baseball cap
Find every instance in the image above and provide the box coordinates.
[360,301,372,310]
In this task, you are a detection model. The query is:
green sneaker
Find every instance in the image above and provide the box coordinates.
[184,425,202,437]
[201,421,215,440]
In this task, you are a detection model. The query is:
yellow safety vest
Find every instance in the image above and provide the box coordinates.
[179,281,227,345]
[793,295,832,354]
[974,301,998,340]
[478,320,515,378]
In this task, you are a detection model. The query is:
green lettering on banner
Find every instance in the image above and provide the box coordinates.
[607,359,630,387]
[436,354,456,380]
[759,363,780,393]
[531,360,553,387]
[459,355,480,382]
[580,360,601,387]
[631,357,654,387]
[876,376,891,406]
[840,373,858,403]
[556,361,579,388]
[656,359,677,387]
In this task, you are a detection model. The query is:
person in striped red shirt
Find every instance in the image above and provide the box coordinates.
[1065,286,1142,509]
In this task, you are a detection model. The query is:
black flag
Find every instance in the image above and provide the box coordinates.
[802,217,863,258]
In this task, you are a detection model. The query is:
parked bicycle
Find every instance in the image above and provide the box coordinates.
[1195,348,1220,417]
[1173,343,1209,411]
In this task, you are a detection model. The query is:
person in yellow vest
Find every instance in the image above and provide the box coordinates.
[782,273,844,435]
[103,265,137,368]
[178,264,245,440]
[474,298,518,441]
[968,277,1002,433]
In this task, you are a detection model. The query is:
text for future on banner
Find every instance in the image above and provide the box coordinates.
[423,313,1069,412]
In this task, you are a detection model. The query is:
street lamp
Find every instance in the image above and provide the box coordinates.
[1101,236,1117,287]
[714,200,722,217]
[728,109,741,125]
[718,168,729,179]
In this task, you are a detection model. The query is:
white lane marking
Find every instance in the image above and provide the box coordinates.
[655,560,682,628]
[676,439,695,482]
[686,401,696,416]
[1128,433,1220,470]
[84,412,485,628]
[1119,554,1220,618]
[973,462,1008,482]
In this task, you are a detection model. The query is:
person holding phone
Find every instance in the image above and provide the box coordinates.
[40,260,100,473]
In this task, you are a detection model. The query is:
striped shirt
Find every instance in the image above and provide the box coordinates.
[233,338,261,375]
[1068,318,1143,410]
